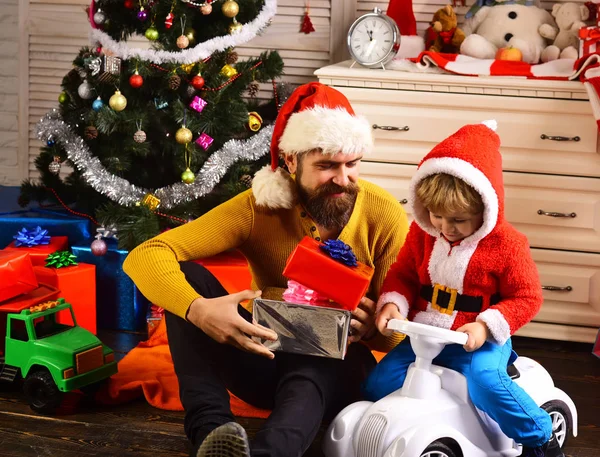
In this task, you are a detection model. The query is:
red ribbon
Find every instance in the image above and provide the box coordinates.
[579,26,600,41]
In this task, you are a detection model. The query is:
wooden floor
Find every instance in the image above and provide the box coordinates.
[0,331,598,457]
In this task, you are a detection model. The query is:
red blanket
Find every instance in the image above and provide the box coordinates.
[408,52,600,129]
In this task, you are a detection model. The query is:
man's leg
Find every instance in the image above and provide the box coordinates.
[165,262,277,456]
[250,342,377,457]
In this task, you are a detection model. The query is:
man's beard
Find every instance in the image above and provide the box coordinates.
[297,180,359,231]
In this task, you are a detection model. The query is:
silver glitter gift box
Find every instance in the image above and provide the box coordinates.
[252,298,351,360]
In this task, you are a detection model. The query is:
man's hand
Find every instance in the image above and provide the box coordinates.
[349,296,377,343]
[376,302,403,336]
[456,321,489,352]
[186,290,278,359]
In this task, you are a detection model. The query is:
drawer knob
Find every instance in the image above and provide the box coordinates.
[540,134,580,142]
[542,285,573,292]
[537,209,577,218]
[399,199,408,204]
[373,124,409,132]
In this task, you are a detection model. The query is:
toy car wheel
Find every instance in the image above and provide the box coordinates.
[541,400,572,448]
[23,370,63,414]
[420,440,459,457]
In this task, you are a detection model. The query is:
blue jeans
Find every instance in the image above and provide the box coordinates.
[362,338,552,447]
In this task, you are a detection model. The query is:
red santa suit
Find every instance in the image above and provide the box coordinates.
[377,121,543,345]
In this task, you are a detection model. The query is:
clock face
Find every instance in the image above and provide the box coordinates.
[349,15,398,65]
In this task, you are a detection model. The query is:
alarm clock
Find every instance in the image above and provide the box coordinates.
[347,7,401,69]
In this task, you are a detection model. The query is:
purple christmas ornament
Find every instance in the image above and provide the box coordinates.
[137,8,148,21]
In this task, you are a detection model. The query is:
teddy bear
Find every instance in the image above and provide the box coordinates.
[425,5,466,53]
[460,3,558,64]
[541,2,590,61]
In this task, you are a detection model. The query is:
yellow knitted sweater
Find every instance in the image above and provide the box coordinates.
[123,179,409,351]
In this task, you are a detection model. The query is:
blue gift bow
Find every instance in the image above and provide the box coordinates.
[319,239,358,267]
[13,226,51,247]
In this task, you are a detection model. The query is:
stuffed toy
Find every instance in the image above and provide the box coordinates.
[460,3,558,64]
[426,5,466,53]
[541,2,591,61]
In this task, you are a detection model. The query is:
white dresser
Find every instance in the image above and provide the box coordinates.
[316,61,600,343]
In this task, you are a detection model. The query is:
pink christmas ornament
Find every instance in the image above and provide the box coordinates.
[189,95,207,113]
[195,132,214,150]
[91,238,108,256]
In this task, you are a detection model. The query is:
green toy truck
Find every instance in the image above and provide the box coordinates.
[0,298,118,413]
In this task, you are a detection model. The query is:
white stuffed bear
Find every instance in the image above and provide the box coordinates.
[460,4,558,64]
[541,2,590,61]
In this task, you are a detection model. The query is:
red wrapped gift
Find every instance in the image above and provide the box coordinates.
[579,26,600,56]
[0,251,38,303]
[283,237,374,311]
[33,263,97,334]
[193,250,252,294]
[3,236,69,267]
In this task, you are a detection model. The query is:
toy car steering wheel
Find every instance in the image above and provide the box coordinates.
[387,319,468,345]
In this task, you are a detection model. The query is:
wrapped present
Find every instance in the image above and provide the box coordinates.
[252,298,351,359]
[3,235,68,266]
[146,304,165,337]
[282,237,374,311]
[579,26,600,56]
[193,250,252,294]
[0,208,92,248]
[594,328,600,359]
[34,263,96,334]
[71,238,149,331]
[0,251,38,302]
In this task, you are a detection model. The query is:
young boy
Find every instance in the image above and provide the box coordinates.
[363,122,564,457]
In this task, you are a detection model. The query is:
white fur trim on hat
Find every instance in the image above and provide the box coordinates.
[409,157,499,243]
[377,291,410,316]
[396,35,426,59]
[252,165,296,209]
[278,106,373,156]
[477,308,511,345]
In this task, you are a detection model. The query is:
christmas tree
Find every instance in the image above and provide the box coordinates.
[20,0,285,252]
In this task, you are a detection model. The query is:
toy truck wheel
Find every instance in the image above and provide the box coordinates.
[541,400,572,449]
[23,370,63,414]
[420,440,459,457]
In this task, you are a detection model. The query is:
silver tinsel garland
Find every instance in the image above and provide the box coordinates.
[36,110,273,209]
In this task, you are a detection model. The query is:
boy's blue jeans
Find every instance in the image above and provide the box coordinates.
[362,337,552,447]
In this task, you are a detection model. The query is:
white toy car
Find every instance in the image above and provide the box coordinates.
[323,319,577,457]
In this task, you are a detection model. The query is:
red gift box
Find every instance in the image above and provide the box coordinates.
[193,250,252,294]
[282,237,374,311]
[0,251,38,303]
[3,236,69,267]
[33,263,97,334]
[579,26,600,56]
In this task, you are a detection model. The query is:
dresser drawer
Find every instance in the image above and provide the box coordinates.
[531,249,600,329]
[340,87,600,178]
[360,162,600,253]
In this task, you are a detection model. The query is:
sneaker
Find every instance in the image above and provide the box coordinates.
[196,422,251,457]
[521,433,565,457]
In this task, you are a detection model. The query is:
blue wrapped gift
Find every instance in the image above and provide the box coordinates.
[0,208,92,248]
[71,238,150,331]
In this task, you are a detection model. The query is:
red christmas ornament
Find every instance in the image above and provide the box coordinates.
[191,75,205,90]
[129,72,144,88]
[124,0,134,8]
[165,12,174,29]
[300,2,315,34]
[96,46,103,54]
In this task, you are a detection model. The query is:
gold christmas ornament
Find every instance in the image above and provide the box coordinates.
[221,0,239,18]
[229,18,243,35]
[185,27,197,46]
[181,63,195,74]
[181,167,196,184]
[177,35,190,49]
[175,127,193,144]
[221,64,238,78]
[109,89,127,111]
[140,193,160,210]
[248,111,263,132]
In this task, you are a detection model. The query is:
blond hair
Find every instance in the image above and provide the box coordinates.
[415,173,484,215]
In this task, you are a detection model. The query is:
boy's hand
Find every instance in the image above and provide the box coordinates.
[376,302,403,336]
[456,321,490,352]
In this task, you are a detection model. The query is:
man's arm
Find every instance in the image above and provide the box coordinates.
[123,191,255,319]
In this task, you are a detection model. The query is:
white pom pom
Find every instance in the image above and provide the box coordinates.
[481,119,497,131]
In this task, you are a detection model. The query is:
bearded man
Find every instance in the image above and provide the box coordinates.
[123,82,409,457]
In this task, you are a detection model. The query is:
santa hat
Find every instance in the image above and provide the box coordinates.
[252,82,373,209]
[409,120,503,243]
[386,0,425,58]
